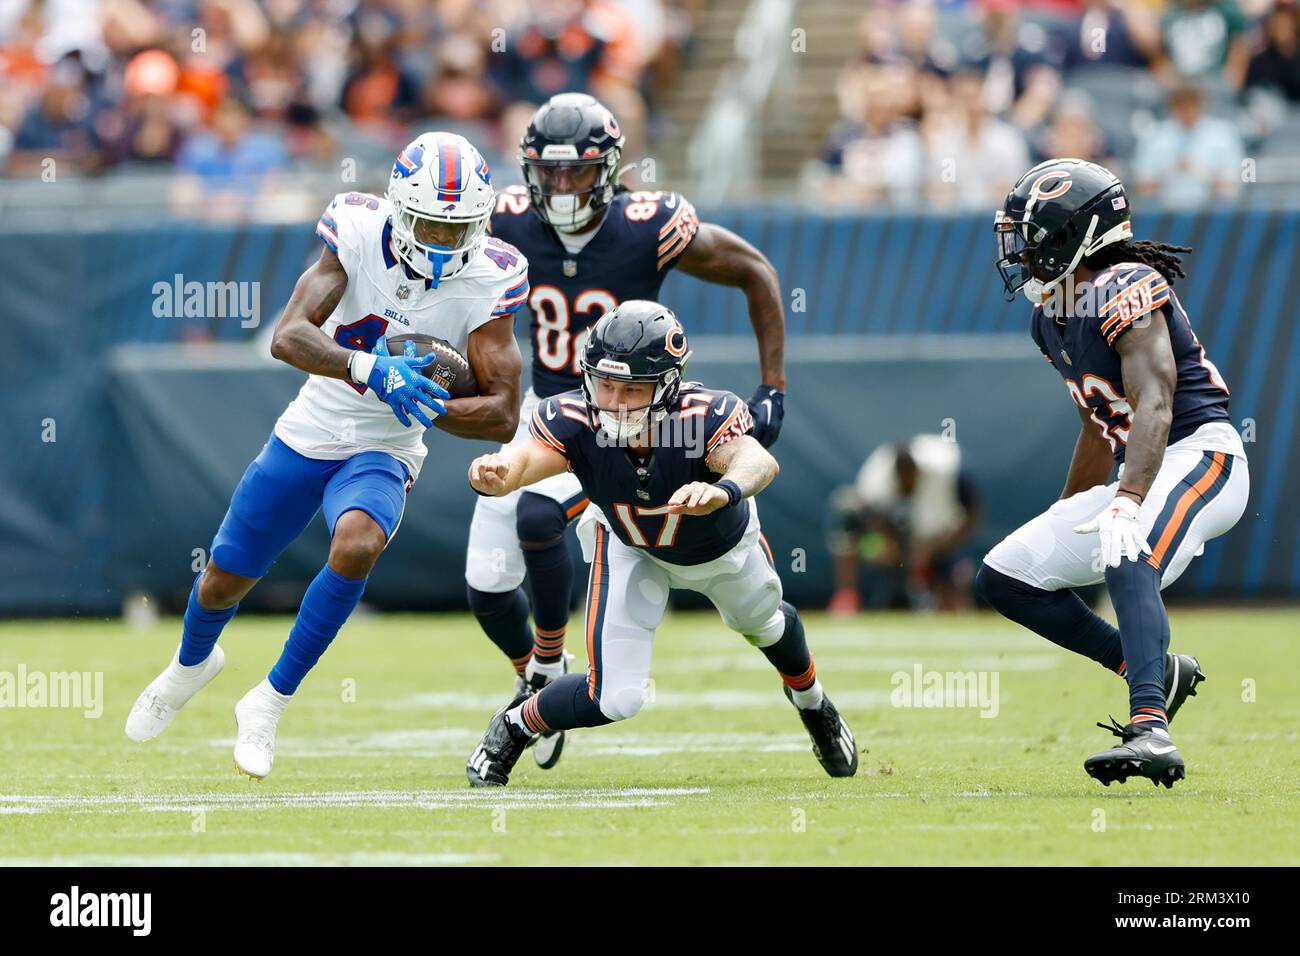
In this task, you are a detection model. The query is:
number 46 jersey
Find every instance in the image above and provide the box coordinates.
[274,191,529,480]
[490,185,699,398]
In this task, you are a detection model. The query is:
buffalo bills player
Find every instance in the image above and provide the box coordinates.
[125,132,528,778]
[463,301,856,787]
[979,159,1248,788]
[465,92,788,769]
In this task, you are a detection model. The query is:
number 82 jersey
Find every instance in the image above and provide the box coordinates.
[490,185,699,398]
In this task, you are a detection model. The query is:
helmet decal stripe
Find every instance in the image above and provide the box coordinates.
[437,138,462,202]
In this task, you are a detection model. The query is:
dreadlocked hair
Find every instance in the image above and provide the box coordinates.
[1082,240,1192,285]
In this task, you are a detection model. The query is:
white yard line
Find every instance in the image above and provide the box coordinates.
[0,787,711,816]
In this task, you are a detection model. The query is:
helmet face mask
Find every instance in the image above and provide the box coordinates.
[522,154,616,233]
[582,370,672,442]
[520,93,625,234]
[386,132,494,286]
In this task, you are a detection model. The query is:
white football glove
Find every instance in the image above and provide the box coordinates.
[1074,495,1150,568]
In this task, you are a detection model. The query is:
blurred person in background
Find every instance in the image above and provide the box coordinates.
[1032,89,1115,166]
[98,48,184,167]
[1132,81,1245,205]
[8,52,100,174]
[960,0,1067,129]
[1062,0,1161,72]
[828,435,982,615]
[172,94,288,214]
[340,15,419,129]
[1245,0,1300,101]
[491,0,641,104]
[923,68,1030,210]
[822,63,926,207]
[854,3,958,78]
[1157,0,1250,88]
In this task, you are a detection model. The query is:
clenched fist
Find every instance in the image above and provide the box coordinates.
[468,453,512,495]
[666,481,730,516]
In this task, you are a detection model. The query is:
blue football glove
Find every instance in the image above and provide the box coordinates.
[747,384,785,448]
[366,336,449,428]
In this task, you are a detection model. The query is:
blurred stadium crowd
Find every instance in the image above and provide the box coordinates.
[820,0,1300,209]
[3,1,1299,212]
[0,0,699,204]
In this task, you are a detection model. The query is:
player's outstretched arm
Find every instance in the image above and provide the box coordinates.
[677,222,787,446]
[269,246,353,379]
[467,442,567,497]
[668,435,780,516]
[677,223,785,389]
[435,315,522,443]
[1060,403,1119,499]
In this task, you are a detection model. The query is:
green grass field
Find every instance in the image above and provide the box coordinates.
[1,608,1296,866]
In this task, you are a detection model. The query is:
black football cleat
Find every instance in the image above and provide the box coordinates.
[1084,718,1185,788]
[1163,653,1205,724]
[466,699,535,787]
[785,686,858,777]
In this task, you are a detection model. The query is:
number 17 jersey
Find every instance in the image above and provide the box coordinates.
[489,185,700,398]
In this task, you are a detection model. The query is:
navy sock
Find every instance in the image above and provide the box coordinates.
[517,493,574,664]
[1105,558,1170,729]
[976,563,1125,672]
[524,673,612,731]
[522,538,572,663]
[178,576,239,666]
[268,565,366,695]
[468,585,534,675]
[760,603,817,689]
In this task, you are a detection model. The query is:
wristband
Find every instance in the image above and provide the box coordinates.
[1116,487,1145,504]
[714,479,742,508]
[348,350,378,386]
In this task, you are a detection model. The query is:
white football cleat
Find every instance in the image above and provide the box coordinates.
[125,644,226,742]
[233,679,290,780]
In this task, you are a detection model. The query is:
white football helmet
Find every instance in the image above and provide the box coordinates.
[386,132,495,286]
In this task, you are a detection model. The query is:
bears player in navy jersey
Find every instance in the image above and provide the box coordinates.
[462,301,856,787]
[979,159,1249,788]
[465,92,788,770]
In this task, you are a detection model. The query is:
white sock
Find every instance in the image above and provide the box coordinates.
[525,657,566,682]
[789,679,824,710]
[505,703,530,733]
[254,678,292,713]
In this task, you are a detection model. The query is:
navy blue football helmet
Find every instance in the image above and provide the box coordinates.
[996,158,1132,304]
[580,300,691,440]
[519,92,625,233]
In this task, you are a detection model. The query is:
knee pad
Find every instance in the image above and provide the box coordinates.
[745,601,791,647]
[598,683,646,722]
[516,492,568,547]
[725,576,784,643]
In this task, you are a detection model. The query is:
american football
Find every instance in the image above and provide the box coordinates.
[386,333,479,399]
[1,0,1295,920]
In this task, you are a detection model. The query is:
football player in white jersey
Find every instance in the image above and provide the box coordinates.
[125,132,529,779]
